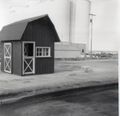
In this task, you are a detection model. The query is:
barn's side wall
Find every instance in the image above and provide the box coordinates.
[12,41,22,76]
[1,42,4,72]
[35,43,54,74]
[22,19,55,74]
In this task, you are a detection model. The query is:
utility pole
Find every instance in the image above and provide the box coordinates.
[89,13,96,58]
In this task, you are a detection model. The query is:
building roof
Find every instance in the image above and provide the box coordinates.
[0,14,60,42]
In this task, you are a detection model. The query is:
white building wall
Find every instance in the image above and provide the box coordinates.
[48,0,70,42]
[55,50,85,58]
[55,42,86,58]
[70,0,90,51]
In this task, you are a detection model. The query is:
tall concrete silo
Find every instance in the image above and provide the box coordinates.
[55,0,90,58]
[70,0,90,51]
[48,0,71,42]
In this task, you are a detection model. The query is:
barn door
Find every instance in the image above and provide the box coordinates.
[4,43,12,73]
[23,42,35,75]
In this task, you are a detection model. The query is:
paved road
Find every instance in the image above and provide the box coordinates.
[0,86,118,116]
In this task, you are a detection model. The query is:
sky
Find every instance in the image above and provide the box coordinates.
[91,0,119,51]
[0,0,119,51]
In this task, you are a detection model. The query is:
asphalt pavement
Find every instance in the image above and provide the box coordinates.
[0,84,118,116]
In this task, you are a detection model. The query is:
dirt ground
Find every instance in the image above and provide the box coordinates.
[0,59,118,102]
[55,59,118,73]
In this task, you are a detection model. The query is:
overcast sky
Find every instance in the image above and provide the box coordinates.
[91,0,119,51]
[0,0,119,51]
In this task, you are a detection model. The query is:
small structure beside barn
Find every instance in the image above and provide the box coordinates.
[0,15,60,76]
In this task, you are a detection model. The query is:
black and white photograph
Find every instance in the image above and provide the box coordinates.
[0,0,119,116]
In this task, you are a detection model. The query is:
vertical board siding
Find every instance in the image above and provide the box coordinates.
[1,42,4,72]
[12,42,22,75]
[35,58,54,74]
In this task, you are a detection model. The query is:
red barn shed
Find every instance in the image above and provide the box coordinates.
[0,15,60,76]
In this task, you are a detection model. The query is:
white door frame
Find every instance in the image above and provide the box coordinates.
[22,41,35,75]
[4,43,12,73]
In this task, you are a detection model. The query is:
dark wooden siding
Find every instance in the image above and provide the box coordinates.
[1,42,4,72]
[35,44,54,74]
[21,19,55,74]
[22,19,55,44]
[12,42,22,76]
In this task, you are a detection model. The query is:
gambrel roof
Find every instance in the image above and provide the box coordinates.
[0,15,60,42]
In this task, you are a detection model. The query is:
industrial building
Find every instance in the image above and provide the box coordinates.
[54,0,90,58]
[55,42,86,59]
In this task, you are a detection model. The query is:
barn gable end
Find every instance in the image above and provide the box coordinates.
[0,15,60,42]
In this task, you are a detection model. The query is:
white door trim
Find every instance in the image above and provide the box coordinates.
[22,41,35,75]
[4,43,12,73]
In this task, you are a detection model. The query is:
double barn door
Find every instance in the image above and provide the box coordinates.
[4,42,35,75]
